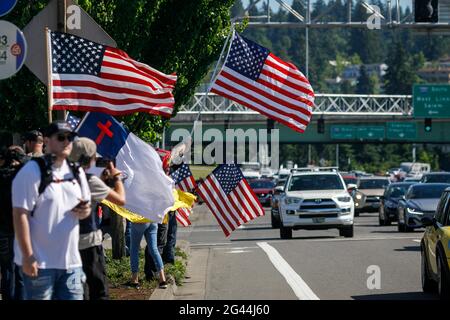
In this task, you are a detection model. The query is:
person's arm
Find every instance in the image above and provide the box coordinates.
[102,161,126,206]
[13,207,38,277]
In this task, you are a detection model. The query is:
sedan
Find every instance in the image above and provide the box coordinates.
[397,183,450,232]
[378,182,415,226]
[249,179,275,207]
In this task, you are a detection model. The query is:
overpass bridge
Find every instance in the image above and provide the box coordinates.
[166,93,450,145]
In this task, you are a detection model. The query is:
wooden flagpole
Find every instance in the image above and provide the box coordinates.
[45,27,53,124]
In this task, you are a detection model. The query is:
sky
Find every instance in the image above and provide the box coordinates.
[241,0,413,14]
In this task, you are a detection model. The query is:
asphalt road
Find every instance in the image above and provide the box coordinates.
[177,204,439,300]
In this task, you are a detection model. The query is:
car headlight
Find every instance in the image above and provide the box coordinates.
[337,196,351,202]
[285,197,302,205]
[407,207,423,215]
[356,194,362,200]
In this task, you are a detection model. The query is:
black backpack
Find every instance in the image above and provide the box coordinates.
[30,154,83,216]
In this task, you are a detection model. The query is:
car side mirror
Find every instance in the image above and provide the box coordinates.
[421,216,434,227]
[275,186,285,194]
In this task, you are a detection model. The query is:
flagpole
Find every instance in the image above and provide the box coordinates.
[45,27,53,123]
[190,25,235,137]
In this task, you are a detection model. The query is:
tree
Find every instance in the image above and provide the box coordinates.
[356,65,378,94]
[384,39,424,94]
[0,0,235,142]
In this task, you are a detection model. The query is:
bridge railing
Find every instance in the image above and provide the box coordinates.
[179,93,413,116]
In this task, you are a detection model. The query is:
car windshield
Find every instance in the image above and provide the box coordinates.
[358,179,389,189]
[407,185,449,199]
[386,185,411,198]
[423,174,450,183]
[343,177,357,185]
[250,181,275,189]
[287,174,344,191]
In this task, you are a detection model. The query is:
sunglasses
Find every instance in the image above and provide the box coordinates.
[55,133,76,142]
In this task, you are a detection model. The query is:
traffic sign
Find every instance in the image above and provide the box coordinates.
[0,0,17,17]
[413,84,450,118]
[386,122,417,140]
[330,125,355,139]
[23,0,116,85]
[356,126,385,140]
[0,20,27,80]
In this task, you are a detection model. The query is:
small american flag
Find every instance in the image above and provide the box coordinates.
[211,33,314,133]
[48,31,176,117]
[66,113,81,130]
[171,163,197,227]
[197,164,264,237]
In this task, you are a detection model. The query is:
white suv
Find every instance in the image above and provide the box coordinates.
[278,168,355,239]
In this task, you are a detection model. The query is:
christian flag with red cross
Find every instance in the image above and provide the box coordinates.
[76,112,175,223]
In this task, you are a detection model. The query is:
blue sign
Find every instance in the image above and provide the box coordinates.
[0,0,17,17]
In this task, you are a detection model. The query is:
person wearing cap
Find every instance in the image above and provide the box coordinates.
[23,130,44,157]
[11,121,91,300]
[69,137,125,300]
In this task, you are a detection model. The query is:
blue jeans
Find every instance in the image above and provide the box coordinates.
[0,233,24,300]
[163,212,178,264]
[130,223,164,274]
[21,267,86,300]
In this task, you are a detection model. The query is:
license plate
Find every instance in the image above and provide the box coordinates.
[312,217,325,223]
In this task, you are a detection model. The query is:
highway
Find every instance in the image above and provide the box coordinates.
[177,204,438,300]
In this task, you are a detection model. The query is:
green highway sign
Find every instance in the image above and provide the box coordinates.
[413,84,450,118]
[356,126,385,140]
[330,125,355,139]
[386,122,417,140]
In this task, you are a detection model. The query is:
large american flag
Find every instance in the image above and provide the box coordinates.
[48,31,176,117]
[211,33,314,133]
[197,164,264,237]
[171,163,197,227]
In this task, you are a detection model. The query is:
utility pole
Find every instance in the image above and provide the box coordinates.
[336,144,339,168]
[305,0,310,78]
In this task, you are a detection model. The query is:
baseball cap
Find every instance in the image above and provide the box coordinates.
[68,137,97,163]
[43,121,75,137]
[23,130,43,142]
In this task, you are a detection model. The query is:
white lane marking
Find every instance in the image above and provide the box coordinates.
[226,250,252,254]
[216,246,259,250]
[412,239,421,243]
[190,242,231,247]
[257,242,319,300]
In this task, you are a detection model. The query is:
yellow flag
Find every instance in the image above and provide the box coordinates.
[101,189,197,224]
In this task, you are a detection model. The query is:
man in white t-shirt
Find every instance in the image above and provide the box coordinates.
[12,121,91,300]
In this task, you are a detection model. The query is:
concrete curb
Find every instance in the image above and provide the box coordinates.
[149,240,190,300]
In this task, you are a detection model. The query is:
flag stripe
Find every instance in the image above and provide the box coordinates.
[187,176,196,190]
[218,69,312,118]
[52,79,174,100]
[105,48,176,88]
[241,179,265,216]
[53,104,172,117]
[235,183,259,219]
[234,185,258,220]
[265,54,314,93]
[197,187,231,237]
[213,77,310,126]
[203,177,239,230]
[210,87,306,133]
[228,192,251,223]
[53,92,173,107]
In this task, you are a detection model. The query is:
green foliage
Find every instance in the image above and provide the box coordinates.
[0,0,235,142]
[165,260,186,286]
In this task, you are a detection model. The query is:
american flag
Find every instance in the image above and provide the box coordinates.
[48,31,177,117]
[66,113,81,130]
[171,163,197,227]
[211,33,314,133]
[197,164,264,237]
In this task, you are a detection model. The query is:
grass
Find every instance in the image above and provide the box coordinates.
[190,165,215,180]
[105,245,189,298]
